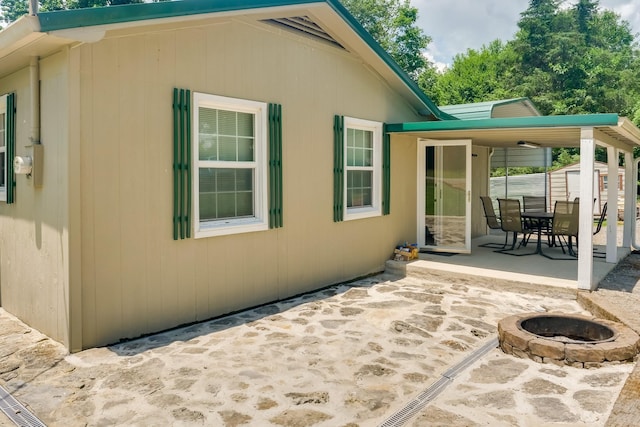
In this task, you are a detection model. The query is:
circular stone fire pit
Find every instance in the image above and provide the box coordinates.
[498,313,639,368]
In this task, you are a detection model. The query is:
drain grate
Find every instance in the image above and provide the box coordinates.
[379,337,498,427]
[0,385,46,427]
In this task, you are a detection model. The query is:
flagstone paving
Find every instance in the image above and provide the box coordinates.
[0,269,637,426]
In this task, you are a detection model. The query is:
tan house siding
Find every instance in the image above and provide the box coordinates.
[471,146,491,237]
[74,20,422,348]
[0,50,71,346]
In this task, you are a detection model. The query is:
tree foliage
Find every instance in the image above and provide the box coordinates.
[418,0,640,169]
[341,0,430,79]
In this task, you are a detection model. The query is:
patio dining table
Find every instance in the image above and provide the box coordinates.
[521,211,554,256]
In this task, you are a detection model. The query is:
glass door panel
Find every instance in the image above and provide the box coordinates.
[418,140,471,253]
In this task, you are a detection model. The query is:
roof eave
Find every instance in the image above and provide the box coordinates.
[2,0,454,121]
[0,15,43,55]
[386,114,620,133]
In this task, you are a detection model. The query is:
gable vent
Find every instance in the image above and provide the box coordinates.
[263,16,344,49]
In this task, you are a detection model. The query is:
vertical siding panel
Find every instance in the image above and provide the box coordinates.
[79,45,97,347]
[91,39,123,343]
[71,20,424,347]
[118,36,148,339]
[144,32,177,332]
[175,29,205,324]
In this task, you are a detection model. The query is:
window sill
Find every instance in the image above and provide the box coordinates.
[344,206,381,221]
[195,219,268,238]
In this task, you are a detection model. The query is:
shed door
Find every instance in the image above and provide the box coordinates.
[418,139,471,253]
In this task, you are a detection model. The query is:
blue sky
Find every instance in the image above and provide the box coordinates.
[411,0,640,68]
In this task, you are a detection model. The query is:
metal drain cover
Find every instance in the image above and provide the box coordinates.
[0,385,46,427]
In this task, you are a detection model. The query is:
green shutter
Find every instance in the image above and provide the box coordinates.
[268,103,283,229]
[6,93,15,204]
[382,125,390,215]
[333,115,344,222]
[172,88,191,240]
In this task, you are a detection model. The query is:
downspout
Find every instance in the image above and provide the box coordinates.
[29,55,44,188]
[29,57,40,145]
[29,0,40,145]
[29,0,38,15]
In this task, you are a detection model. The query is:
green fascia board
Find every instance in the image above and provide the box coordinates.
[36,0,454,122]
[386,113,620,133]
[37,0,321,31]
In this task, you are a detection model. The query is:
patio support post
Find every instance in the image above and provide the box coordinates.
[623,151,635,248]
[606,147,618,263]
[578,128,595,290]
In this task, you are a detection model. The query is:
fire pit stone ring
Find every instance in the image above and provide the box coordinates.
[498,313,639,368]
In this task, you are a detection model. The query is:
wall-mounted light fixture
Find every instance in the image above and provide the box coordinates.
[517,140,540,149]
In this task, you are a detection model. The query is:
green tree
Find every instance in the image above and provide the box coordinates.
[1,0,28,23]
[341,0,430,79]
[421,40,516,106]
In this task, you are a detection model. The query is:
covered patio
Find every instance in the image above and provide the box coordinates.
[387,235,629,295]
[387,112,640,291]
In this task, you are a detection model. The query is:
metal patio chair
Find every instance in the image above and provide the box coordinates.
[495,198,535,256]
[593,202,608,258]
[548,200,579,258]
[479,196,508,249]
[523,195,550,243]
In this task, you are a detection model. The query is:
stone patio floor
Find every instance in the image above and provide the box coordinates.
[1,254,639,426]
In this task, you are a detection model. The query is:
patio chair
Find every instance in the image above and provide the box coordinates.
[593,202,607,236]
[495,198,535,255]
[549,200,579,258]
[479,196,508,248]
[593,202,608,258]
[523,195,550,243]
[523,196,546,213]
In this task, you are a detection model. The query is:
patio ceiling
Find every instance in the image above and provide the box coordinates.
[387,114,640,152]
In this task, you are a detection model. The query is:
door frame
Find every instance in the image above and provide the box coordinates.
[417,139,472,253]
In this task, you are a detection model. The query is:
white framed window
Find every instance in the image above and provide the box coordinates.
[0,94,6,202]
[343,116,382,221]
[192,93,268,238]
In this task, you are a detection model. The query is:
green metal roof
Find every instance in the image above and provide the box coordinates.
[439,98,541,120]
[386,113,640,151]
[31,0,454,121]
[387,113,619,133]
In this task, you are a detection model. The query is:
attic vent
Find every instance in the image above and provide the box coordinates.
[263,16,344,49]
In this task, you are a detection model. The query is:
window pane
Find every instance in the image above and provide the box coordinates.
[364,147,372,167]
[0,153,4,187]
[237,137,254,162]
[347,170,372,208]
[356,147,364,167]
[199,167,255,221]
[236,191,253,217]
[347,128,373,167]
[362,188,372,206]
[363,130,372,149]
[218,136,238,161]
[354,129,364,148]
[199,168,217,192]
[199,134,217,161]
[217,193,236,218]
[236,169,253,191]
[218,110,236,135]
[199,193,217,221]
[0,112,5,148]
[199,107,217,134]
[237,112,253,137]
[216,168,236,192]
